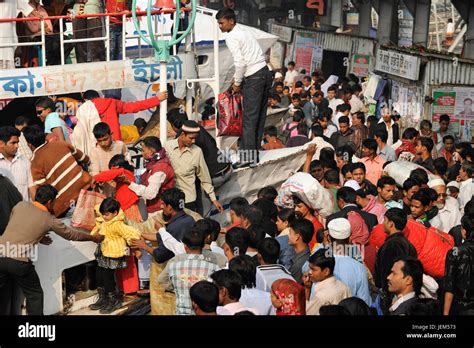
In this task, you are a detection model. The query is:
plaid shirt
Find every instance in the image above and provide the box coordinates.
[158,253,221,315]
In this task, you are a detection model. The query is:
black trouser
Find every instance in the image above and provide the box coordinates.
[185,201,197,213]
[240,66,272,162]
[72,17,105,63]
[0,258,43,315]
[96,267,116,293]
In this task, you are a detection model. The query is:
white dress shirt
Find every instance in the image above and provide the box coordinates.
[225,23,266,86]
[350,94,366,114]
[129,172,166,201]
[284,70,299,87]
[0,152,32,201]
[458,178,474,212]
[328,98,344,116]
[378,119,395,147]
[430,196,461,232]
[216,301,260,315]
[239,288,273,315]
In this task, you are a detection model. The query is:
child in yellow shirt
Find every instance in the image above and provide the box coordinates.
[89,198,141,314]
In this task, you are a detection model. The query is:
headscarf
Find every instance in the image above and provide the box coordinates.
[271,279,306,315]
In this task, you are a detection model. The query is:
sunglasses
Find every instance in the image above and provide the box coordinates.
[36,109,45,115]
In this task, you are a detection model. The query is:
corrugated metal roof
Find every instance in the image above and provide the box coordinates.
[294,29,375,56]
[425,58,474,85]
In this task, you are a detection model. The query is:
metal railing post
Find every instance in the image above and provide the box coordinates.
[40,19,46,66]
[60,17,65,65]
[122,14,126,60]
[105,16,110,61]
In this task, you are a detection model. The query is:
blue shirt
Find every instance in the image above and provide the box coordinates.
[276,234,294,271]
[44,112,69,142]
[303,248,372,306]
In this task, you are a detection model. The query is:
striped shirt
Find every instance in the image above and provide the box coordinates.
[30,141,91,216]
[158,253,220,315]
[0,152,33,201]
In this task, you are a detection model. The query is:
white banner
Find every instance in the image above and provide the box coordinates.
[0,55,194,99]
[375,48,420,81]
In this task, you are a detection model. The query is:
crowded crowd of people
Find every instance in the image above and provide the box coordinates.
[0,7,473,317]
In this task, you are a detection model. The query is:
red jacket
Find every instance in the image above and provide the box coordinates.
[309,217,323,250]
[92,97,161,141]
[140,154,175,213]
[94,168,139,210]
[369,220,454,278]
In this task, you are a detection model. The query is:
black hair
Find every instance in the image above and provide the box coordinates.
[433,157,448,176]
[300,91,310,99]
[270,94,282,103]
[15,116,29,127]
[258,238,280,264]
[228,255,257,288]
[229,197,249,217]
[309,248,335,275]
[351,162,366,173]
[327,85,337,93]
[133,118,147,129]
[395,257,424,296]
[303,75,312,82]
[93,122,111,139]
[311,124,324,137]
[385,208,407,231]
[374,128,388,143]
[167,108,188,130]
[246,224,266,249]
[419,137,434,153]
[402,127,418,140]
[403,178,420,191]
[316,228,326,243]
[182,228,205,250]
[362,138,378,152]
[341,164,352,177]
[297,122,308,136]
[291,93,301,100]
[274,81,284,88]
[377,176,396,189]
[462,161,474,177]
[319,305,349,316]
[0,126,20,143]
[293,109,304,123]
[289,219,314,244]
[339,297,373,315]
[264,126,278,138]
[443,135,454,143]
[35,96,55,111]
[309,159,322,172]
[411,190,431,207]
[353,112,365,124]
[295,81,303,88]
[160,188,185,211]
[215,7,236,21]
[406,298,441,316]
[83,90,100,100]
[35,185,58,204]
[439,114,450,123]
[278,208,295,223]
[288,61,295,66]
[109,154,134,172]
[320,147,336,163]
[420,120,432,130]
[338,116,350,125]
[324,169,340,185]
[201,218,221,242]
[257,186,278,202]
[252,198,278,222]
[189,281,219,313]
[23,125,46,148]
[337,187,357,204]
[355,189,367,198]
[241,205,263,226]
[225,227,249,257]
[410,168,429,185]
[422,187,438,203]
[461,215,474,241]
[210,269,242,301]
[142,136,162,153]
[99,197,121,214]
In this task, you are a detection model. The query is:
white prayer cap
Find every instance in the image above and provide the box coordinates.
[328,218,351,240]
[428,178,446,188]
[275,72,283,79]
[344,180,361,191]
[447,181,460,189]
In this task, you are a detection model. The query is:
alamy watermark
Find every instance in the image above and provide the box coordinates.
[0,243,39,262]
